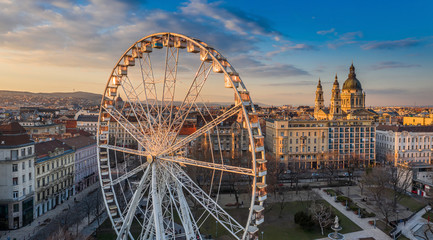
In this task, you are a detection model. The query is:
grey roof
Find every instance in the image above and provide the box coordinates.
[377,124,433,132]
[76,115,99,122]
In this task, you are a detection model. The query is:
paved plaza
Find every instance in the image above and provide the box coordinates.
[314,188,392,240]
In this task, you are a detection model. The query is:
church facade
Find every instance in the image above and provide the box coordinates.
[314,64,374,120]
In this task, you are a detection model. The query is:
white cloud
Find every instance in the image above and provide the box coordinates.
[316,28,335,35]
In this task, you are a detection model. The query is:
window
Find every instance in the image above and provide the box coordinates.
[13,204,19,213]
[13,177,18,185]
[11,150,18,160]
[22,162,25,170]
[23,188,26,195]
[22,175,25,183]
[13,191,18,199]
[21,149,25,157]
[27,147,32,155]
[12,164,18,172]
[28,160,31,168]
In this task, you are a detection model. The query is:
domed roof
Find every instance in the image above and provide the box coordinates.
[342,64,362,90]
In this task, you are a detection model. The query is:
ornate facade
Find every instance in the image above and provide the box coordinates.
[314,64,374,120]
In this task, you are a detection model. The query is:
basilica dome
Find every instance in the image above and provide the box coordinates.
[342,64,362,90]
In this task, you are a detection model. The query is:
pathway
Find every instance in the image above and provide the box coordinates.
[395,206,430,239]
[0,183,99,240]
[314,188,391,240]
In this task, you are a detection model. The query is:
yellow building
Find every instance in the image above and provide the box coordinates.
[403,115,433,126]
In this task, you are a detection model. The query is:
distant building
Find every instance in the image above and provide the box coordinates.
[76,115,99,136]
[34,140,75,218]
[0,122,35,230]
[19,121,66,138]
[403,114,433,126]
[398,162,433,198]
[376,125,433,165]
[314,64,376,121]
[60,136,97,192]
[266,119,375,169]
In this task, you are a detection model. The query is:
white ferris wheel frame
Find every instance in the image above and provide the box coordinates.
[97,32,267,240]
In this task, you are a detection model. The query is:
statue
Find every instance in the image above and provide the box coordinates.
[329,215,344,239]
[334,216,339,229]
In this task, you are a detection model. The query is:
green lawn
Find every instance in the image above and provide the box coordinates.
[398,195,426,212]
[422,211,433,221]
[95,201,361,240]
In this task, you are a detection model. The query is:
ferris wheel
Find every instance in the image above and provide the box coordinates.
[97,33,267,240]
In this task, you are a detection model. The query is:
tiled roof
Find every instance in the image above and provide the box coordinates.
[0,122,33,146]
[35,139,73,157]
[60,135,96,149]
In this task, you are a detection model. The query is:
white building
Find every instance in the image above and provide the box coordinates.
[76,115,99,136]
[0,122,35,229]
[376,125,433,165]
[61,136,97,192]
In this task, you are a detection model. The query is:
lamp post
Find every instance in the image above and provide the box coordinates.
[261,231,264,240]
[215,220,218,238]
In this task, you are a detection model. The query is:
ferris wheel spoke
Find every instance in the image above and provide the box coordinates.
[100,144,148,157]
[116,164,152,240]
[162,163,244,239]
[159,43,179,124]
[159,156,254,176]
[121,75,153,129]
[158,103,242,156]
[138,52,159,128]
[111,162,149,186]
[165,61,212,147]
[102,107,151,152]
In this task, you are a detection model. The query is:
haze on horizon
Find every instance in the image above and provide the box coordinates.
[0,0,432,106]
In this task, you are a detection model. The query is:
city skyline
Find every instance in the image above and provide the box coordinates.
[0,0,432,106]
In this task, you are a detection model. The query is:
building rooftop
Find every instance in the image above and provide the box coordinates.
[0,122,33,146]
[60,135,96,149]
[76,115,99,122]
[377,124,433,132]
[35,139,73,157]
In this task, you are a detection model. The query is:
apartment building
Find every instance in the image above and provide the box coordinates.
[61,136,97,192]
[34,140,75,218]
[376,125,433,165]
[0,122,35,229]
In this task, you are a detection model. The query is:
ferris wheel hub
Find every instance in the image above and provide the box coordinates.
[146,155,154,163]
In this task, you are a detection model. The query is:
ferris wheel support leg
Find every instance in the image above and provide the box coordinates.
[176,181,201,240]
[151,163,166,240]
[164,163,243,240]
[116,165,151,240]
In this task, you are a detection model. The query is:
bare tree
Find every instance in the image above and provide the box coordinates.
[363,167,395,224]
[47,226,77,240]
[320,151,339,185]
[310,201,333,236]
[389,165,412,210]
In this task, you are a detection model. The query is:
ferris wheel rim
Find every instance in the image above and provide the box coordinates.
[97,32,266,240]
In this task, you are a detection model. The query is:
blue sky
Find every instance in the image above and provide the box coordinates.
[0,0,432,106]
